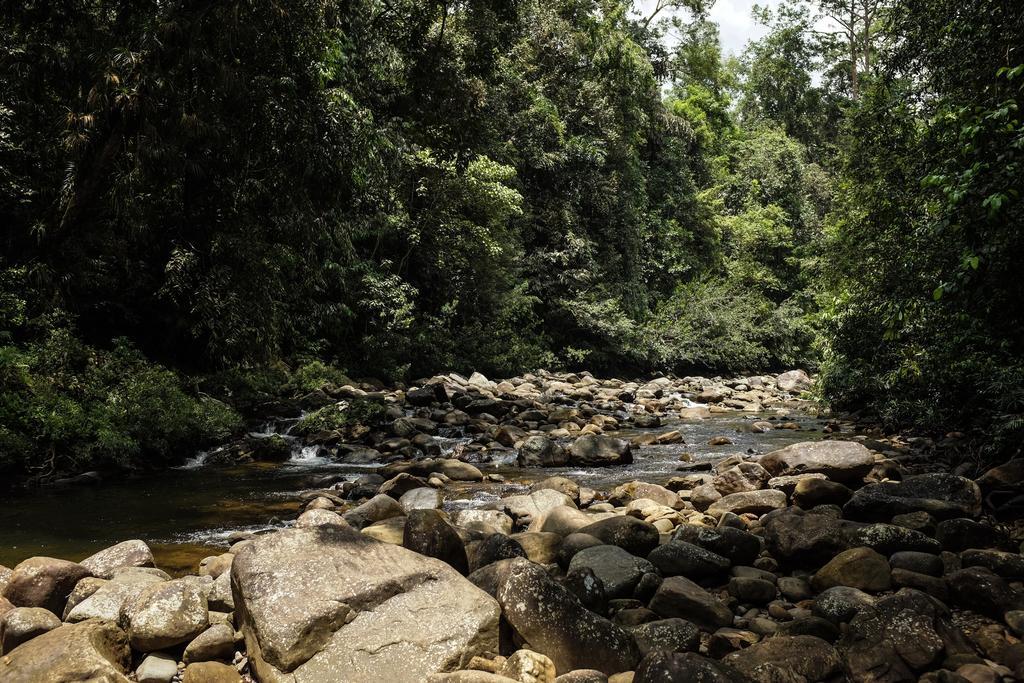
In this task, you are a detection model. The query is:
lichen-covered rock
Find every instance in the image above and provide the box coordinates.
[0,606,61,654]
[724,635,841,682]
[80,540,155,579]
[121,578,210,652]
[844,473,982,521]
[1,556,92,615]
[492,558,639,675]
[231,525,499,682]
[0,619,132,683]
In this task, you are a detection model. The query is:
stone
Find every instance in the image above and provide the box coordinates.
[936,518,1005,552]
[66,579,148,623]
[647,542,730,578]
[492,489,577,528]
[231,525,499,682]
[531,477,581,503]
[499,649,557,683]
[567,435,633,467]
[707,489,787,516]
[812,547,891,592]
[182,661,242,683]
[400,487,443,512]
[610,481,680,508]
[672,524,761,566]
[631,618,700,656]
[137,653,179,683]
[183,622,236,664]
[296,508,348,528]
[648,576,733,629]
[890,551,943,577]
[759,440,875,484]
[510,532,563,565]
[844,473,982,521]
[468,534,527,572]
[633,651,743,683]
[1,556,92,615]
[793,478,852,507]
[763,508,849,567]
[776,370,813,393]
[840,589,976,677]
[847,522,941,556]
[518,436,569,467]
[728,577,776,604]
[80,540,155,579]
[361,516,406,544]
[812,586,876,624]
[0,619,131,683]
[689,483,721,511]
[533,506,595,536]
[122,578,209,652]
[568,545,655,599]
[457,509,515,535]
[946,566,1024,619]
[493,558,639,675]
[403,509,469,575]
[0,606,60,653]
[724,635,841,682]
[554,671,609,683]
[343,494,406,529]
[777,576,813,602]
[960,548,1024,578]
[578,517,659,557]
[712,463,771,495]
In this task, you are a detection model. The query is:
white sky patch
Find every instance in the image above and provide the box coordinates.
[633,0,784,56]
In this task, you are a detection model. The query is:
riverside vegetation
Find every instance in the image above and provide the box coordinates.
[2,0,1024,681]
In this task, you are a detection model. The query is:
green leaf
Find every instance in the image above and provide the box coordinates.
[932,286,944,301]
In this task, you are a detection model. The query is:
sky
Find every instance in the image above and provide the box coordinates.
[634,0,785,56]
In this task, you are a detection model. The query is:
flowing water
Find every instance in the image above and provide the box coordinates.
[0,409,827,573]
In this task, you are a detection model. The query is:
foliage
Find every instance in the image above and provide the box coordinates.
[293,399,388,437]
[0,331,240,478]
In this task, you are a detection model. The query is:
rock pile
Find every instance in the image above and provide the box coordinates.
[3,369,1023,683]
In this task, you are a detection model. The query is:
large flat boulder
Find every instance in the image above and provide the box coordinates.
[567,435,633,467]
[759,441,875,484]
[0,619,131,682]
[231,525,499,683]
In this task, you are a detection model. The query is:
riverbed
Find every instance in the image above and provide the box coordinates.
[0,409,827,573]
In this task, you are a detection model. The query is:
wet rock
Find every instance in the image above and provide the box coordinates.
[840,589,977,679]
[960,549,1024,579]
[728,577,776,604]
[777,576,813,602]
[567,435,633,467]
[569,545,654,599]
[631,618,700,656]
[231,525,499,682]
[708,489,787,516]
[633,651,745,683]
[793,478,852,507]
[554,671,609,683]
[847,522,942,555]
[404,509,469,574]
[649,576,733,629]
[80,540,155,579]
[673,524,761,566]
[578,517,659,557]
[724,635,841,682]
[759,440,875,484]
[946,566,1024,619]
[493,558,639,675]
[647,541,730,578]
[379,472,430,499]
[518,436,570,467]
[812,547,891,593]
[1,556,92,615]
[0,619,131,683]
[844,473,982,521]
[935,518,1005,552]
[890,551,943,577]
[812,586,876,624]
[761,509,847,569]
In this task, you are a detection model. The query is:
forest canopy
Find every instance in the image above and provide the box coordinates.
[2,0,1022,476]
